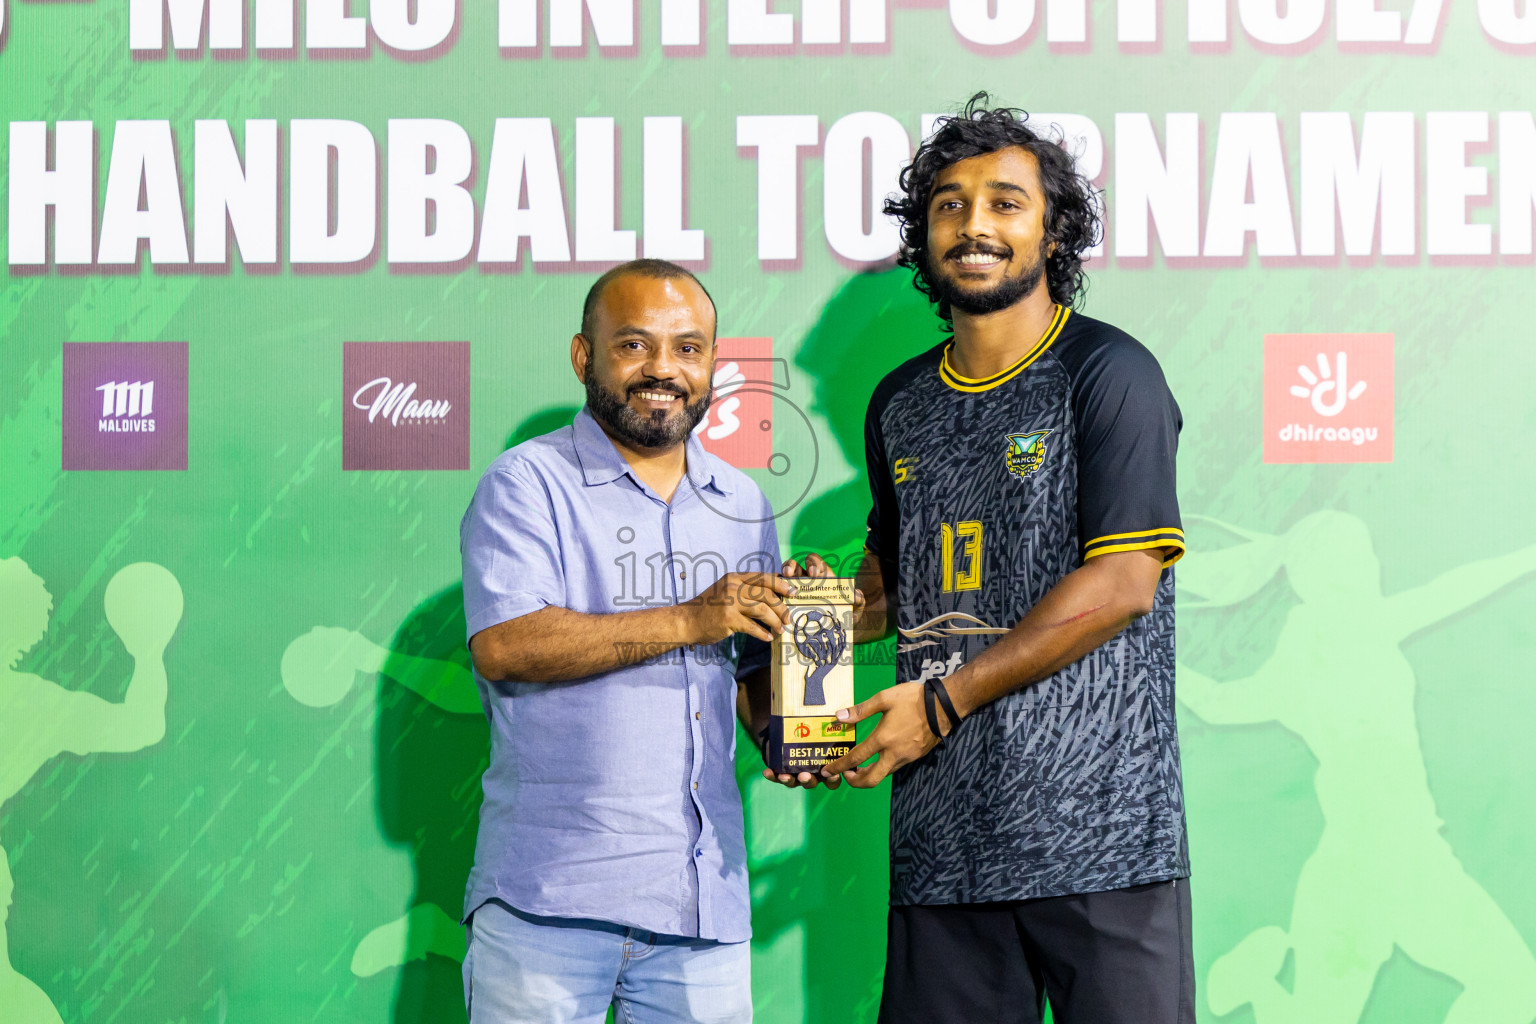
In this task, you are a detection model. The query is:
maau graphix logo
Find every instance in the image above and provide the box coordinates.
[1264,333,1394,464]
[342,342,469,471]
[62,343,188,470]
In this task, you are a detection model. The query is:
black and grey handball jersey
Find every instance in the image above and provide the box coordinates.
[865,306,1188,906]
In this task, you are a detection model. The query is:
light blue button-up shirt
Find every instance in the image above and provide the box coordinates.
[460,408,780,943]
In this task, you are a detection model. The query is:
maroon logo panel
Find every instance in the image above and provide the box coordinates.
[343,342,470,471]
[62,342,189,471]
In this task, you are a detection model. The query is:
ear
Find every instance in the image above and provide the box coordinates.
[571,334,592,384]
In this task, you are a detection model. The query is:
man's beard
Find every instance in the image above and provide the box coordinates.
[585,376,712,450]
[926,242,1048,317]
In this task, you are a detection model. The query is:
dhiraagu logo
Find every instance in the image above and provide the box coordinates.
[1290,352,1366,417]
[1264,334,1393,464]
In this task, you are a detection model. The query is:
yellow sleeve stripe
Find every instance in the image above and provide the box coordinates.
[1084,527,1184,552]
[1085,526,1185,544]
[1083,538,1186,568]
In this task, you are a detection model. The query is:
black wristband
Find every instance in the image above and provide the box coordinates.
[922,679,945,745]
[929,676,963,733]
[756,726,771,765]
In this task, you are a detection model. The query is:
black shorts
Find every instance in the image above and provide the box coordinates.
[878,879,1195,1024]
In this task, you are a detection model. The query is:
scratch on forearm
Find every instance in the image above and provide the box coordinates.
[1052,602,1109,628]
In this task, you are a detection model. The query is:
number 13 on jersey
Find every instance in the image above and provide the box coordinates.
[939,520,983,593]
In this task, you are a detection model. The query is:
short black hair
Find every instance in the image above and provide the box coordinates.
[883,92,1103,323]
[579,259,716,340]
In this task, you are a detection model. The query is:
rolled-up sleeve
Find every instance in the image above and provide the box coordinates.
[461,463,566,643]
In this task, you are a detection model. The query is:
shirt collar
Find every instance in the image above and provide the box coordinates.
[573,406,733,496]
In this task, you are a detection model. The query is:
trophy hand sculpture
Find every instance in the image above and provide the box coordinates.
[768,579,857,774]
[794,607,847,706]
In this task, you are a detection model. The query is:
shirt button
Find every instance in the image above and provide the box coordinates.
[679,569,687,580]
[692,782,699,790]
[695,711,701,720]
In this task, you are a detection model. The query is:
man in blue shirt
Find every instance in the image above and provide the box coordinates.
[460,259,791,1023]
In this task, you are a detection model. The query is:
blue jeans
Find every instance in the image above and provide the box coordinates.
[463,900,752,1024]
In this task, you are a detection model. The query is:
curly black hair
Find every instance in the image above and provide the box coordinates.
[884,93,1102,323]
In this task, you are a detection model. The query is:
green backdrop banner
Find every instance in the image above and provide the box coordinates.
[4,2,1536,1022]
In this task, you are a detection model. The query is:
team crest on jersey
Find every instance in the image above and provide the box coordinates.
[1005,430,1051,478]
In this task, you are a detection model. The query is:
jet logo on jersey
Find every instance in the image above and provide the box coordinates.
[1005,430,1051,478]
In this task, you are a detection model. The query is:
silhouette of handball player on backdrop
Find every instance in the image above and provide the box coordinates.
[0,557,183,1024]
[740,267,940,1020]
[1,848,60,1024]
[278,407,578,1024]
[279,615,480,980]
[1177,511,1536,1024]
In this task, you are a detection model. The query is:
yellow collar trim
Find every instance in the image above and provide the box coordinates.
[939,306,1071,393]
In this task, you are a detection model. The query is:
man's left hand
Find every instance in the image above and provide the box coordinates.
[819,681,943,788]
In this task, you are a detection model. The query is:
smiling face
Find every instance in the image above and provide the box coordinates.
[923,146,1053,317]
[574,273,716,452]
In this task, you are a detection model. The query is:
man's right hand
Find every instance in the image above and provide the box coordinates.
[761,766,842,790]
[683,572,795,644]
[783,552,866,621]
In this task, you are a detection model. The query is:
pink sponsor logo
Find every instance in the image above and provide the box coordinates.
[694,337,775,469]
[342,342,469,471]
[1264,333,1393,464]
[63,343,188,471]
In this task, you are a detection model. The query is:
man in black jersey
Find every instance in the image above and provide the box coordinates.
[778,95,1193,1023]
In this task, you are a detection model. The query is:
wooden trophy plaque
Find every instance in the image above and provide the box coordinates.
[767,577,857,775]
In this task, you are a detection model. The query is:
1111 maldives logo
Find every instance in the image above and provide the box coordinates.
[97,381,158,432]
[1264,334,1394,464]
[63,343,188,471]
